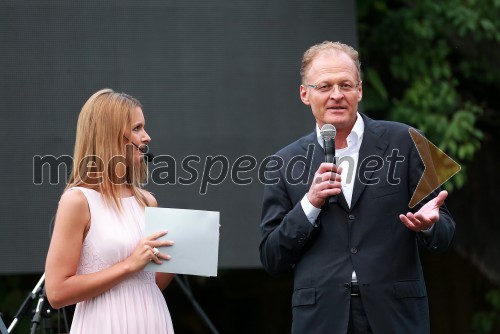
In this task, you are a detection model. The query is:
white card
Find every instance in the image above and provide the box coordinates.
[144,207,219,277]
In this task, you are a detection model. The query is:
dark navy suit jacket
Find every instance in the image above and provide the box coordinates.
[260,114,455,334]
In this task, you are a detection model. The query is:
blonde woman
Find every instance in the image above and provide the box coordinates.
[45,89,175,333]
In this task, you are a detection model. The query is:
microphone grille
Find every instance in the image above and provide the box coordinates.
[320,124,336,140]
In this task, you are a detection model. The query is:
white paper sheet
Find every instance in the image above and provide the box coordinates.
[144,207,219,277]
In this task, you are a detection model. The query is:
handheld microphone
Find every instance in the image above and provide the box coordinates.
[320,124,337,204]
[125,138,155,162]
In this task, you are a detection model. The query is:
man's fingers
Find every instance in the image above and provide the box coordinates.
[399,214,410,225]
[401,212,434,232]
[414,212,432,225]
[318,163,341,174]
[434,190,448,207]
[314,172,341,184]
[400,213,422,231]
[308,164,343,207]
[328,171,341,182]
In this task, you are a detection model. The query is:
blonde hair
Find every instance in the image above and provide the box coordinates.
[300,41,362,82]
[66,88,149,209]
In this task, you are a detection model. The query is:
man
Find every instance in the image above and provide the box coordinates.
[259,41,455,333]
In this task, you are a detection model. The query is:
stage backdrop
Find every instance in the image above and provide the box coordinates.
[0,0,357,273]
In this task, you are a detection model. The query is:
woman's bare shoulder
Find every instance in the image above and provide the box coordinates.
[139,188,158,207]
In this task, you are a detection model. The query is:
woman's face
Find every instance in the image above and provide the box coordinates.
[124,106,151,166]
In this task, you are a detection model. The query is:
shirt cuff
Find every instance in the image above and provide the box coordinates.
[301,195,321,226]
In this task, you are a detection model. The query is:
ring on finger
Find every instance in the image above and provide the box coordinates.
[152,247,160,256]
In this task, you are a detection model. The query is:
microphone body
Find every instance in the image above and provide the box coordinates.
[323,136,335,164]
[143,151,155,162]
[320,124,337,204]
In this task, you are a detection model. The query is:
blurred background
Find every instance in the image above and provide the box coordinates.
[1,0,499,333]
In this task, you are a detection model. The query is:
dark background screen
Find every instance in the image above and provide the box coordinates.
[0,0,357,273]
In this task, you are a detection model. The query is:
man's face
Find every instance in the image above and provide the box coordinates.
[300,50,362,131]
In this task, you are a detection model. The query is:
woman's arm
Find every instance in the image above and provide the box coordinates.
[156,273,175,291]
[45,189,170,309]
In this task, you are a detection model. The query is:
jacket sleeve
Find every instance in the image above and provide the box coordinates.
[408,139,456,252]
[259,160,319,276]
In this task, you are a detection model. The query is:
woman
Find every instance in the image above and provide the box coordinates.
[45,88,175,333]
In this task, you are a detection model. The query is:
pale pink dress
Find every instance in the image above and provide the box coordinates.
[69,187,174,334]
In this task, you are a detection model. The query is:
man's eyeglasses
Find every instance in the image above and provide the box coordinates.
[305,81,361,94]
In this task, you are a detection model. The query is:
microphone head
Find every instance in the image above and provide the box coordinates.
[137,144,149,154]
[320,124,336,140]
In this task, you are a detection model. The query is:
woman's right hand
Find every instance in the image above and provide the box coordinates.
[126,230,174,272]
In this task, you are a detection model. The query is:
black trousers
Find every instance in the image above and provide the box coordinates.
[347,283,373,334]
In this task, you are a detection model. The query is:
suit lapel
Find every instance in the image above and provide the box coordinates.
[350,115,389,210]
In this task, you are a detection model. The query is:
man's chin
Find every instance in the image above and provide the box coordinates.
[325,112,357,126]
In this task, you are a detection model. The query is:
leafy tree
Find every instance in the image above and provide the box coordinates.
[472,289,500,334]
[358,0,500,190]
[358,2,500,332]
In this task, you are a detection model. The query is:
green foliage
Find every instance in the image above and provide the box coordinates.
[472,289,500,334]
[358,0,500,190]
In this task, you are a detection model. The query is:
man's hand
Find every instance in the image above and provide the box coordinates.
[399,190,448,232]
[306,163,342,208]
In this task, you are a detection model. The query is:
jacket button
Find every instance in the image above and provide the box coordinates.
[344,283,350,290]
[350,247,358,254]
[349,214,355,220]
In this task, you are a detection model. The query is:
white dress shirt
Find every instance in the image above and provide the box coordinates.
[300,113,364,282]
[301,112,364,216]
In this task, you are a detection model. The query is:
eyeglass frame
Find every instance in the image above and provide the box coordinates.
[303,81,361,94]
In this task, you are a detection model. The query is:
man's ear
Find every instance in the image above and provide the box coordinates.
[300,85,310,105]
[357,82,363,102]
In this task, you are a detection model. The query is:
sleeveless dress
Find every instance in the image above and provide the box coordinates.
[69,187,174,334]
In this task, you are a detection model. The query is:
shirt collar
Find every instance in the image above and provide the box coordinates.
[316,112,364,149]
